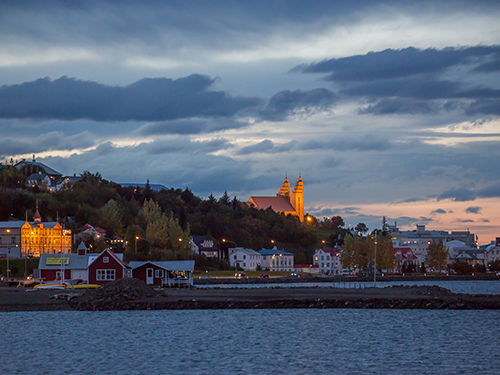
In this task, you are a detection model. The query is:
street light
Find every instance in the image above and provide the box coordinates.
[179,238,194,259]
[135,236,152,258]
[271,240,284,251]
[222,239,238,260]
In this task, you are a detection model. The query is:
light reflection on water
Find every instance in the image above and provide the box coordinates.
[2,309,499,375]
[198,280,500,294]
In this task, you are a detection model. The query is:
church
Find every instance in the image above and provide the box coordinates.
[247,176,304,222]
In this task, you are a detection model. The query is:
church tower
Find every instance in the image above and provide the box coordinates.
[34,200,42,223]
[290,176,304,222]
[277,176,290,198]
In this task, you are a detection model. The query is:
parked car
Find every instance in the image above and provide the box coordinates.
[235,272,246,278]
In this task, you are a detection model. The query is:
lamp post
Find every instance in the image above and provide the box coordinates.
[222,239,238,260]
[374,232,378,287]
[271,240,284,251]
[178,238,193,260]
[135,237,152,258]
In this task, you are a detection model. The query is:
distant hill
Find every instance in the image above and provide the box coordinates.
[118,183,168,191]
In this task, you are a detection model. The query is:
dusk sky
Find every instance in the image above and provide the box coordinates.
[1,1,499,243]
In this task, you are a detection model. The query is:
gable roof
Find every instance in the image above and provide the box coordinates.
[88,248,130,269]
[38,253,92,270]
[248,195,295,212]
[258,248,294,256]
[314,247,339,256]
[191,236,219,250]
[15,159,62,176]
[129,260,195,271]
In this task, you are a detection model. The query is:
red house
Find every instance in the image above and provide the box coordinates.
[130,260,194,287]
[88,248,131,284]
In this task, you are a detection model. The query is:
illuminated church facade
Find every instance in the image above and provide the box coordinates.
[247,176,304,222]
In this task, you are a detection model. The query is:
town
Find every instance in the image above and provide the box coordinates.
[1,156,499,287]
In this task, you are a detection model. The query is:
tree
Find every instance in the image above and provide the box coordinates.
[340,234,357,272]
[375,233,395,273]
[219,191,230,205]
[424,240,448,272]
[355,223,368,235]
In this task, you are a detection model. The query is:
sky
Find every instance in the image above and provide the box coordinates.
[1,0,500,243]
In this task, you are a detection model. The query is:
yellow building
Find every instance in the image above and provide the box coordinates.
[247,176,304,222]
[0,206,72,258]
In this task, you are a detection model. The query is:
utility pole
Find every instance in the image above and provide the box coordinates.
[374,232,377,287]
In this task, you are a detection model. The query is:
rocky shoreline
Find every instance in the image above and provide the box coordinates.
[2,279,499,312]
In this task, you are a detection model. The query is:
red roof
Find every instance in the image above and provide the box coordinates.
[248,195,295,212]
[317,247,339,256]
[393,247,418,260]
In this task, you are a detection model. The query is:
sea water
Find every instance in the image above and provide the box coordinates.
[2,308,499,374]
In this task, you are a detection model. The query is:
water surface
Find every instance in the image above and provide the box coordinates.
[2,309,499,374]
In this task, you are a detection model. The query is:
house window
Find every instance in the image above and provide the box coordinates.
[243,255,246,259]
[155,269,164,278]
[97,269,115,281]
[234,255,237,260]
[11,237,16,244]
[103,257,109,263]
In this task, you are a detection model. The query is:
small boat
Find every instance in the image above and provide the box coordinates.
[64,284,100,289]
[34,284,67,290]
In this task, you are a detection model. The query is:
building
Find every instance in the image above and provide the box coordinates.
[37,246,129,284]
[129,260,195,287]
[0,206,71,258]
[389,224,476,265]
[258,248,294,272]
[313,247,341,275]
[87,248,131,284]
[393,247,418,273]
[247,176,304,222]
[228,248,262,271]
[190,236,220,258]
[73,224,125,250]
[16,156,81,192]
[17,156,63,192]
[484,238,500,268]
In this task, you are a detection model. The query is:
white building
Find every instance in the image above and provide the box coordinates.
[483,238,500,267]
[228,248,262,271]
[389,224,476,265]
[313,247,341,275]
[257,248,294,272]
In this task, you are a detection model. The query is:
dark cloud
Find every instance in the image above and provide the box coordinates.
[431,208,447,215]
[477,181,500,198]
[480,219,490,223]
[294,46,500,116]
[359,98,440,115]
[236,136,392,156]
[260,89,337,121]
[437,187,477,202]
[295,46,500,82]
[465,206,482,214]
[437,181,500,202]
[465,99,500,116]
[0,75,262,122]
[457,219,475,223]
[0,131,95,158]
